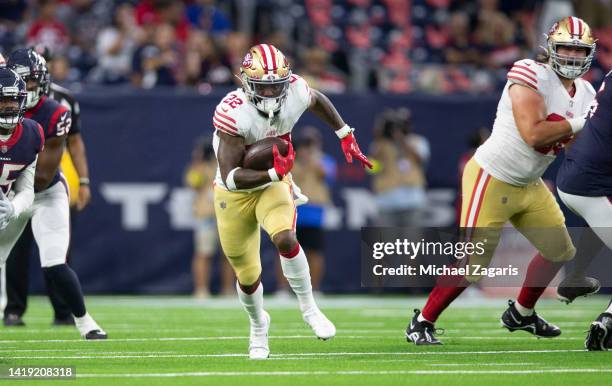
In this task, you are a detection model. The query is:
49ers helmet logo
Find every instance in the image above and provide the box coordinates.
[242,53,253,69]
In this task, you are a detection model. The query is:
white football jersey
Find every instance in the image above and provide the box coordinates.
[212,74,312,190]
[475,59,596,186]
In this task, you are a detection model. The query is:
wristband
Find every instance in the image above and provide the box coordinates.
[79,177,90,186]
[268,168,280,182]
[225,167,240,190]
[335,124,353,139]
[567,117,586,134]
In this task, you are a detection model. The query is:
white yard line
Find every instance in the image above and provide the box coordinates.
[0,334,586,344]
[76,369,612,378]
[7,348,586,360]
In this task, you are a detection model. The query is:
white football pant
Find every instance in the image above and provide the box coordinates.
[557,188,612,249]
[0,179,70,267]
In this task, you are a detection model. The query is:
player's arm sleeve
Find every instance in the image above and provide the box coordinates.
[49,107,72,137]
[10,156,37,218]
[213,102,244,137]
[292,74,313,112]
[507,60,544,95]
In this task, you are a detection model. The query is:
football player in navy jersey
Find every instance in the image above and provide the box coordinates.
[2,48,106,339]
[557,70,612,350]
[0,68,41,236]
[1,46,93,326]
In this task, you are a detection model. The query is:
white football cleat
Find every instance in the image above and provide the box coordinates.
[249,311,270,360]
[303,308,336,340]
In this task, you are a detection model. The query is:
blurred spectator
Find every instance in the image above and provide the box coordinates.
[473,0,522,69]
[300,48,347,93]
[378,29,412,93]
[223,31,250,74]
[183,30,233,90]
[131,23,179,88]
[444,12,478,65]
[369,108,430,226]
[136,0,191,43]
[48,54,70,86]
[185,0,232,37]
[184,137,234,298]
[27,0,69,54]
[2,1,607,93]
[278,127,337,294]
[95,3,142,84]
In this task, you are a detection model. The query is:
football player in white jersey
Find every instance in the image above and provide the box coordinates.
[407,16,596,345]
[212,44,371,359]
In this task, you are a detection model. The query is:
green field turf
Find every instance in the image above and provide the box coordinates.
[0,295,610,385]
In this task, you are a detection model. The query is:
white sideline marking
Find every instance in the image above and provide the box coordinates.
[9,349,585,360]
[77,369,612,378]
[0,335,349,344]
[0,334,585,344]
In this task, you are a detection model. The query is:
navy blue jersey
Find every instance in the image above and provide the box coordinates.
[24,95,71,192]
[49,83,81,135]
[0,118,45,195]
[557,71,612,196]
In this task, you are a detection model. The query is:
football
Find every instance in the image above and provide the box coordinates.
[243,137,289,170]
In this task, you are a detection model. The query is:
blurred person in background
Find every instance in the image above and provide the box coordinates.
[26,0,69,55]
[444,12,479,66]
[300,48,347,94]
[185,0,232,37]
[94,2,142,84]
[183,30,233,90]
[369,108,430,226]
[131,23,178,88]
[276,127,337,295]
[185,137,233,298]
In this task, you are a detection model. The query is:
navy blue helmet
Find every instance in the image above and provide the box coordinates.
[0,67,27,132]
[7,48,50,109]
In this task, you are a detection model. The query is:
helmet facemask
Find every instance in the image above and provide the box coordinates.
[241,73,290,118]
[549,41,595,80]
[21,69,49,109]
[0,91,26,132]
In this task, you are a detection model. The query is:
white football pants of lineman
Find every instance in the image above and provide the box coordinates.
[0,179,70,267]
[558,188,612,249]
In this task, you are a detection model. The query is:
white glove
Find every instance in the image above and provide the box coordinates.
[0,190,15,226]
